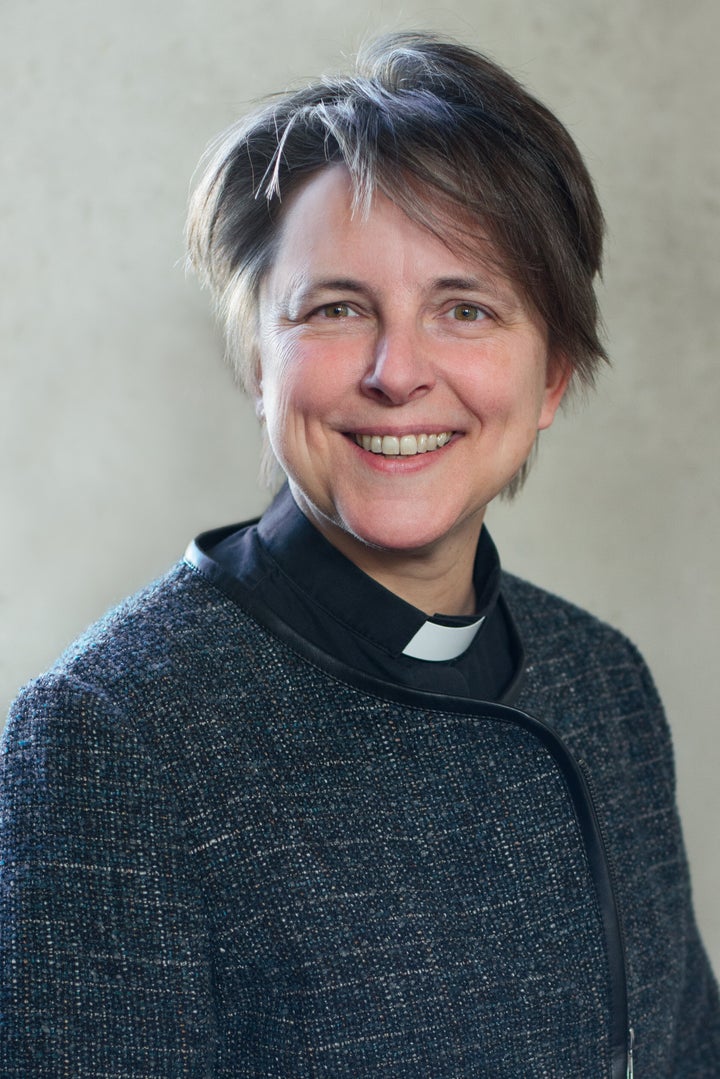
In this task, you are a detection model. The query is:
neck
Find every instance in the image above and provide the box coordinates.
[362,550,478,617]
[309,516,482,617]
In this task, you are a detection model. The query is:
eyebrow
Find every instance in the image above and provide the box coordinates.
[433,276,515,303]
[297,278,367,296]
[278,272,520,318]
[279,278,368,320]
[302,274,503,289]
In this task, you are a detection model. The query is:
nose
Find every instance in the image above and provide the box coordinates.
[360,323,436,405]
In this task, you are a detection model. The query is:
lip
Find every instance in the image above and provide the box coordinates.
[348,426,459,438]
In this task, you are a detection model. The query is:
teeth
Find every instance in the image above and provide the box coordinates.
[354,432,453,457]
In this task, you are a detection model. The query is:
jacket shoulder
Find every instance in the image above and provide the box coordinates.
[8,560,244,716]
[501,569,668,734]
[502,570,644,665]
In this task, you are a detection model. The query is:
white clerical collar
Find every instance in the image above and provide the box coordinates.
[401,615,486,662]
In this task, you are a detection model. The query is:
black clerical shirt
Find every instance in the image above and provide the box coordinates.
[195,485,524,703]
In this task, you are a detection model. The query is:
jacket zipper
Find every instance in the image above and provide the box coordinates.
[442,699,634,1079]
[576,754,633,1079]
[489,704,631,1079]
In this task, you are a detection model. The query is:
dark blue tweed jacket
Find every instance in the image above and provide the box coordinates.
[1,560,718,1076]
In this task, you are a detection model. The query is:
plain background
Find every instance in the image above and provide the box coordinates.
[2,0,719,974]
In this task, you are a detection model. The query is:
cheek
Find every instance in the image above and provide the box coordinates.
[258,331,297,397]
[258,349,338,466]
[460,369,546,427]
[485,352,553,423]
[462,384,550,465]
[261,338,352,417]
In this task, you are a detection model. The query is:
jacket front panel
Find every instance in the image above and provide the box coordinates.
[3,561,719,1076]
[502,573,718,1077]
[160,638,616,1077]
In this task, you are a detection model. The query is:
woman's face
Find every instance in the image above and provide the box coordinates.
[256,166,568,569]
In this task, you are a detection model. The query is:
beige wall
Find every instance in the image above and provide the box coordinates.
[2,0,719,972]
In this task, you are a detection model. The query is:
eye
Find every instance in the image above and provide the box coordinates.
[320,303,356,319]
[450,303,486,322]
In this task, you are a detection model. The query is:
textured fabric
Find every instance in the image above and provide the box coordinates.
[1,561,719,1076]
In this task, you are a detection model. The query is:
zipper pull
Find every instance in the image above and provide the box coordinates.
[626,1026,635,1079]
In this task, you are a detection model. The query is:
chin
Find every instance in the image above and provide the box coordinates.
[339,505,475,556]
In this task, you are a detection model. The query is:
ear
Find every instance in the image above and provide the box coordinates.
[253,381,265,422]
[248,341,265,420]
[538,353,572,431]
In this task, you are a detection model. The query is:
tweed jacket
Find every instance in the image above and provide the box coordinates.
[1,555,719,1077]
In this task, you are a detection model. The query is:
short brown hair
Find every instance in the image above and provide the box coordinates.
[187,31,606,420]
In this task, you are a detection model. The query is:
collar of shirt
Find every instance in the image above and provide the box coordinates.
[255,485,501,662]
[190,484,524,701]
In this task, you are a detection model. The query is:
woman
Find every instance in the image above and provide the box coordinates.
[2,32,718,1077]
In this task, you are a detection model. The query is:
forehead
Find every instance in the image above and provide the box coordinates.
[266,164,519,298]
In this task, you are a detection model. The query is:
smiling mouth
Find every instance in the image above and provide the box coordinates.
[353,432,454,457]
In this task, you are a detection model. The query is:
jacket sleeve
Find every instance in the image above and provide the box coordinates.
[0,674,217,1077]
[634,654,720,1077]
[670,914,720,1078]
